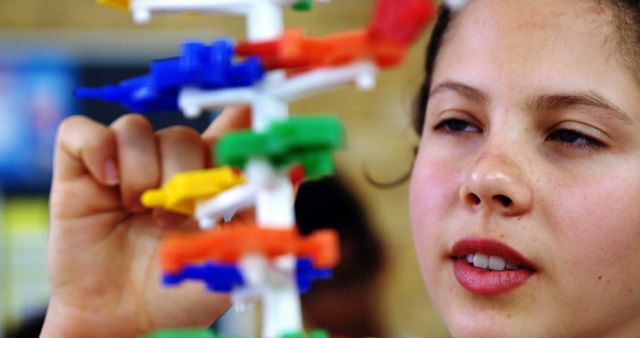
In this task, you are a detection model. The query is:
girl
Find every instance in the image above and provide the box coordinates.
[42,1,640,337]
[411,1,640,337]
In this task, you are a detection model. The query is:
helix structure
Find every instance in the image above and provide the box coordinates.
[76,0,439,337]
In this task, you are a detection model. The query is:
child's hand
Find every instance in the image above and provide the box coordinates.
[42,107,251,338]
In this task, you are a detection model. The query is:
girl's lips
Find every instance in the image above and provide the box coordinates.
[451,238,536,270]
[450,238,536,296]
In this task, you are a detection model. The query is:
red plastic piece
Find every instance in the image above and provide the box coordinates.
[289,164,306,187]
[160,224,340,274]
[235,0,437,70]
[367,0,437,45]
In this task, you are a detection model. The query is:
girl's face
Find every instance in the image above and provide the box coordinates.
[410,1,640,337]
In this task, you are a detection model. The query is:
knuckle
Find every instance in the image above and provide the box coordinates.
[157,125,200,144]
[57,115,91,136]
[56,116,113,150]
[112,113,153,133]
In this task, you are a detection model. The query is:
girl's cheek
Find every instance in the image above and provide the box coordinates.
[410,153,461,242]
[551,173,640,271]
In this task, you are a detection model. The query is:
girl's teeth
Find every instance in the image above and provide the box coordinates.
[488,256,506,270]
[465,253,520,271]
[472,253,489,269]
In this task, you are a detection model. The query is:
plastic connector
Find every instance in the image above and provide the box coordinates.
[237,28,413,70]
[144,329,218,338]
[160,225,340,274]
[75,39,264,115]
[163,261,244,292]
[194,183,258,229]
[280,330,329,338]
[216,116,343,179]
[236,0,434,70]
[162,258,331,293]
[179,61,378,118]
[295,258,331,293]
[141,166,245,215]
[367,0,436,46]
[291,0,312,11]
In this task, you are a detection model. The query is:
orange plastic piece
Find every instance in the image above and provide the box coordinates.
[160,224,340,274]
[236,29,406,70]
[235,0,436,70]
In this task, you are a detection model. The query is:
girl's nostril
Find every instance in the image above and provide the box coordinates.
[466,193,481,205]
[494,194,512,207]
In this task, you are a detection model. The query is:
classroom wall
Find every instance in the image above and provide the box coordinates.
[0,1,449,336]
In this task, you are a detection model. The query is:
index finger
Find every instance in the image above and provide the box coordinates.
[201,106,252,145]
[54,115,118,186]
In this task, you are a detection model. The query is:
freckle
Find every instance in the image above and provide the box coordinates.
[598,275,602,280]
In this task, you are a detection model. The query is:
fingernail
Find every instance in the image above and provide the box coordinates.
[103,160,119,186]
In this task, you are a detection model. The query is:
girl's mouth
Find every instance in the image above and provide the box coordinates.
[450,238,537,296]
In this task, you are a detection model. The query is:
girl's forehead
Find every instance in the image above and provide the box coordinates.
[426,0,640,123]
[431,0,640,111]
[456,0,611,29]
[448,0,614,52]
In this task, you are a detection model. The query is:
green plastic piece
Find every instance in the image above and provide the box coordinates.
[216,116,344,179]
[143,329,219,338]
[281,330,330,338]
[292,0,313,11]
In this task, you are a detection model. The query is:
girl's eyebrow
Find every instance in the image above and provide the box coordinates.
[529,92,633,123]
[430,81,489,104]
[430,81,633,124]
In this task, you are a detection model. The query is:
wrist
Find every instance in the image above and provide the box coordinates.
[40,300,142,338]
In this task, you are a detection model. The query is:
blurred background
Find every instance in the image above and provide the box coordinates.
[0,0,448,337]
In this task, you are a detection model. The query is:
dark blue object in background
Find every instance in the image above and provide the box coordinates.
[0,54,75,194]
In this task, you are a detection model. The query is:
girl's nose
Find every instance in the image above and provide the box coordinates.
[459,152,533,216]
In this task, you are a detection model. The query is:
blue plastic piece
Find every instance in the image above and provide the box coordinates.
[296,258,332,293]
[75,39,265,113]
[163,258,332,293]
[163,262,244,292]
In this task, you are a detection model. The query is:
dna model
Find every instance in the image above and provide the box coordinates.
[76,0,440,337]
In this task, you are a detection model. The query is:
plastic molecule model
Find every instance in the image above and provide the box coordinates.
[76,0,443,337]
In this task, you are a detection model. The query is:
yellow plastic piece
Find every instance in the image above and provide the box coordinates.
[141,166,245,215]
[98,0,130,10]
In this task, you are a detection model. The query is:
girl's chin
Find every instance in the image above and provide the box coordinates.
[443,314,533,338]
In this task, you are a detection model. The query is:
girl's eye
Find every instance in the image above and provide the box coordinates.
[546,128,605,150]
[433,118,481,133]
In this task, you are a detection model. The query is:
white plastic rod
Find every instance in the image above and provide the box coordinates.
[178,62,379,118]
[267,61,379,100]
[180,87,255,119]
[246,159,295,229]
[247,0,284,41]
[262,255,302,338]
[194,183,258,229]
[129,0,293,25]
[131,0,249,23]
